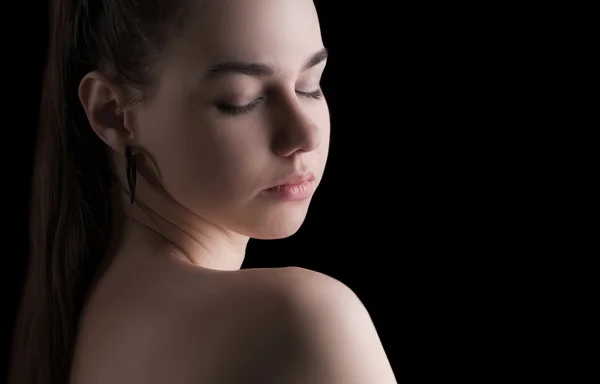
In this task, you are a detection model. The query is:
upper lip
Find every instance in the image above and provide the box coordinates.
[267,172,316,189]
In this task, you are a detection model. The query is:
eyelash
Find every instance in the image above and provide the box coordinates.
[217,89,324,117]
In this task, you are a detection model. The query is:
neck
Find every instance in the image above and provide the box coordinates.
[112,176,249,272]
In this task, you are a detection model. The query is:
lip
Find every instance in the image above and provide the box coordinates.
[262,172,316,201]
[266,172,316,190]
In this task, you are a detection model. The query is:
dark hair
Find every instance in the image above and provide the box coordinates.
[8,1,198,383]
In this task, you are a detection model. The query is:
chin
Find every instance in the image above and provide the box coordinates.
[253,227,303,240]
[244,207,310,240]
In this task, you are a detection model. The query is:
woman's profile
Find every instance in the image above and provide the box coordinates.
[9,0,396,383]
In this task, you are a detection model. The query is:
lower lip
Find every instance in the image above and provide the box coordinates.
[263,181,315,201]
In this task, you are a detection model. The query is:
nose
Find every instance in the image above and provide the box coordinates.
[271,98,322,158]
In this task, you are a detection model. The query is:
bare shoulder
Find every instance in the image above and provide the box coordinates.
[211,266,397,384]
[70,266,395,383]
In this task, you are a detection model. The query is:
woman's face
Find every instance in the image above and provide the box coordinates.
[131,0,330,239]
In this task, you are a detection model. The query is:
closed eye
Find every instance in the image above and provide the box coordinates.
[216,89,324,117]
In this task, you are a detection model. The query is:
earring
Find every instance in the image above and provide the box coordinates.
[125,145,137,204]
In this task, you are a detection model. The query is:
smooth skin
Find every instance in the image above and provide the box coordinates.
[71,0,396,382]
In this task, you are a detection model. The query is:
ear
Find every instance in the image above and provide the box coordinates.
[78,71,135,153]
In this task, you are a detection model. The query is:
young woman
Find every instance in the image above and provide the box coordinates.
[9,0,396,382]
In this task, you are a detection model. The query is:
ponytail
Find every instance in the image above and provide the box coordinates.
[8,1,113,382]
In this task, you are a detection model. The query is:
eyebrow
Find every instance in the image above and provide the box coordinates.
[204,47,328,79]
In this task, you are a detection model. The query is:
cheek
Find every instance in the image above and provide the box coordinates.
[315,102,331,152]
[314,97,330,129]
[162,125,270,200]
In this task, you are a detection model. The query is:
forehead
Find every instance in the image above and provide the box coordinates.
[168,0,324,71]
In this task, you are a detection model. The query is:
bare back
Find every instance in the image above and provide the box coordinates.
[69,252,396,384]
